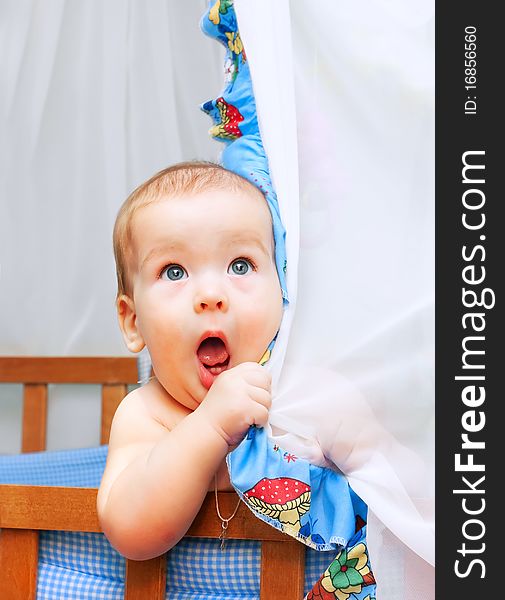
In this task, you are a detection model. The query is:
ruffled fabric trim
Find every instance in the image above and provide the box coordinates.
[200,2,375,598]
[228,426,366,552]
[200,0,288,304]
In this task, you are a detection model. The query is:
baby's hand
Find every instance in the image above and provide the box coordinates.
[198,362,271,446]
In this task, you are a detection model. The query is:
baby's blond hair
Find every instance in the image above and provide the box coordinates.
[113,161,265,298]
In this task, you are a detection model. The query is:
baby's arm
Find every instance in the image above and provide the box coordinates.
[97,362,270,561]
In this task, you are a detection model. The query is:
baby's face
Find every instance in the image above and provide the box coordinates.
[127,187,283,409]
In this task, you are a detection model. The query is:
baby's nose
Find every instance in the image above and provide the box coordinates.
[194,287,229,313]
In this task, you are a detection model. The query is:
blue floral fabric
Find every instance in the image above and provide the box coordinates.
[228,426,364,552]
[200,0,288,305]
[201,3,377,599]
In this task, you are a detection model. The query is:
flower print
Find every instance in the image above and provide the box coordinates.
[307,542,375,600]
[283,452,297,463]
[306,579,338,600]
[209,0,233,25]
[327,543,374,590]
[225,31,244,55]
[209,0,221,24]
[273,444,279,452]
[224,57,237,85]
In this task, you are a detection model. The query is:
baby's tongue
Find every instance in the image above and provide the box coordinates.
[197,337,229,366]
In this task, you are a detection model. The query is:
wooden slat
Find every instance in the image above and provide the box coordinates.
[0,483,305,597]
[21,384,48,453]
[101,384,128,444]
[0,486,290,542]
[260,540,305,600]
[125,556,166,600]
[0,486,101,532]
[0,357,138,384]
[0,355,311,598]
[0,529,39,600]
[187,493,290,541]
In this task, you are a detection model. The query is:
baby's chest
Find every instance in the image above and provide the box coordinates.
[148,391,233,492]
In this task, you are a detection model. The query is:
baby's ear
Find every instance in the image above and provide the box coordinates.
[117,295,145,353]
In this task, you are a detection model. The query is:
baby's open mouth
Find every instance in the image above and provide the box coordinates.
[197,337,230,376]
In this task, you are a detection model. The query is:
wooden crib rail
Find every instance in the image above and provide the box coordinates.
[0,486,305,600]
[0,356,307,599]
[0,356,138,452]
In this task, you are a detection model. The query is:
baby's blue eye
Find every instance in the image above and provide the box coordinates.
[228,259,252,276]
[160,264,187,281]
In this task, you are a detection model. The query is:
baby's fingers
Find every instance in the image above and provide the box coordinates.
[250,404,270,428]
[241,367,272,391]
[249,386,272,410]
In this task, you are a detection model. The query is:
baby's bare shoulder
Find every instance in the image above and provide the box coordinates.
[107,379,185,450]
[98,380,185,512]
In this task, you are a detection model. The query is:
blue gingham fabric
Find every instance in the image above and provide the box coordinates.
[0,444,107,487]
[167,537,334,599]
[36,532,333,599]
[0,446,334,598]
[37,530,124,600]
[35,531,333,599]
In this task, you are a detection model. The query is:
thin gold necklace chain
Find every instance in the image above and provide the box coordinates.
[214,473,241,549]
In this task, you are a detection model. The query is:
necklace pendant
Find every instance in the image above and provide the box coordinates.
[214,475,241,551]
[219,520,229,550]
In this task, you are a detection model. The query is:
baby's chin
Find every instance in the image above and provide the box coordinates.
[174,382,205,410]
[150,371,202,411]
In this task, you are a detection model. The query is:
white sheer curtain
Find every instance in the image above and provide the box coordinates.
[0,0,223,450]
[0,0,222,357]
[1,1,435,596]
[236,0,434,598]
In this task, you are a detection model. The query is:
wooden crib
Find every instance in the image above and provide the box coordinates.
[0,357,306,600]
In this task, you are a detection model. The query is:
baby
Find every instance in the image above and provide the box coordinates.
[97,161,284,560]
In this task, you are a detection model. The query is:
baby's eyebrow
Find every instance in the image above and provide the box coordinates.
[140,234,272,269]
[140,243,183,269]
[224,234,271,256]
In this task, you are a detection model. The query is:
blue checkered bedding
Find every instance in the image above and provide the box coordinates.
[0,446,333,599]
